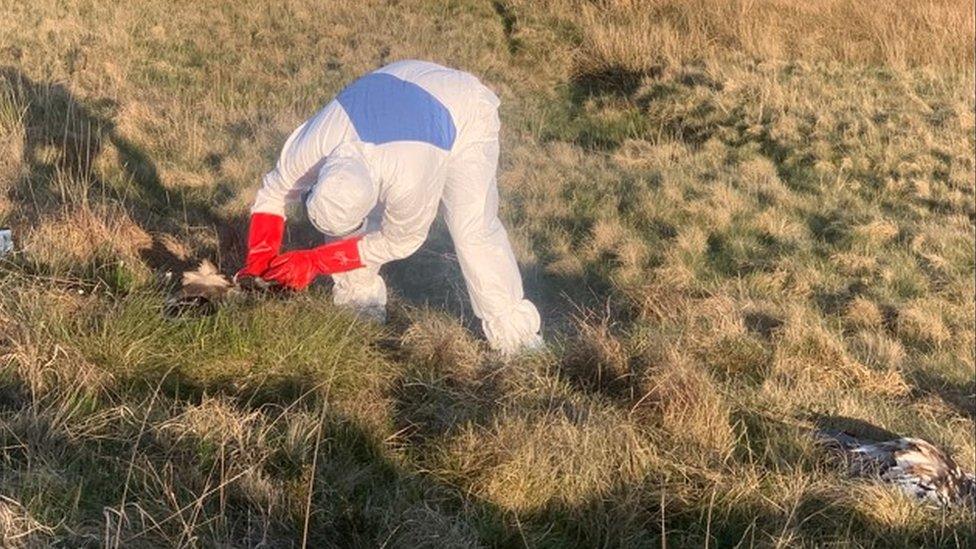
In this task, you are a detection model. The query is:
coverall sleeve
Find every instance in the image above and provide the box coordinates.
[251,102,350,218]
[357,148,447,267]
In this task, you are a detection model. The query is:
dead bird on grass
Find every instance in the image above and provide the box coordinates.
[163,260,237,317]
[817,430,976,509]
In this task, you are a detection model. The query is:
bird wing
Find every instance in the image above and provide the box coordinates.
[853,438,956,506]
[179,260,233,299]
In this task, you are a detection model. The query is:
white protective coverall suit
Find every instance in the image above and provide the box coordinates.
[250,60,542,353]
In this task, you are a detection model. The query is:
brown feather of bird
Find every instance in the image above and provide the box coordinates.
[817,430,976,508]
[163,260,237,317]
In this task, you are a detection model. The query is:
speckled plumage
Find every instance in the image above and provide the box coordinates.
[818,430,976,508]
[164,260,236,317]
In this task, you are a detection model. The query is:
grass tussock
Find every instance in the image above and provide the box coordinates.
[0,0,973,546]
[442,408,656,513]
[637,352,736,462]
[400,309,485,377]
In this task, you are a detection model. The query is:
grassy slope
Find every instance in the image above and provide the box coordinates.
[1,0,974,546]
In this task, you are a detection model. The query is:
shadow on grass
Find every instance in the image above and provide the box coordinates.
[808,414,903,441]
[0,67,248,276]
[384,215,615,341]
[491,0,522,56]
[813,280,872,317]
[382,220,477,331]
[529,65,656,151]
[572,66,650,100]
[0,65,622,349]
[4,315,974,547]
[907,370,976,421]
[744,311,785,339]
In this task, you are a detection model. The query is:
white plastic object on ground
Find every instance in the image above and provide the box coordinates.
[0,228,12,256]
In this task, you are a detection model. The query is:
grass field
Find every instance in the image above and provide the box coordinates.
[1,0,974,546]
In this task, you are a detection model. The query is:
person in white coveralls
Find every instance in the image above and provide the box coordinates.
[237,60,542,354]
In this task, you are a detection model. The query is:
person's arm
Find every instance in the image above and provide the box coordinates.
[356,183,440,266]
[251,102,351,218]
[261,191,441,291]
[236,211,285,280]
[263,146,447,290]
[238,102,351,280]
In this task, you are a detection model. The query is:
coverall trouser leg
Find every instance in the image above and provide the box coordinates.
[323,208,388,321]
[440,134,541,353]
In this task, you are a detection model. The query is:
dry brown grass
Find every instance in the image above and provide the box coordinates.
[539,0,976,75]
[22,205,151,270]
[772,308,911,397]
[0,496,53,549]
[442,407,656,513]
[637,352,736,462]
[896,300,953,350]
[400,309,485,377]
[561,314,633,397]
[0,0,973,546]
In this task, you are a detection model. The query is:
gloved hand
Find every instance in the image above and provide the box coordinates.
[236,213,285,282]
[262,236,364,291]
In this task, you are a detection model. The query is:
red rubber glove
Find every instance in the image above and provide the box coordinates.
[236,213,285,280]
[262,236,364,291]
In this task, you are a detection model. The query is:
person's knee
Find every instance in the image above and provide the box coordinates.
[332,268,387,307]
